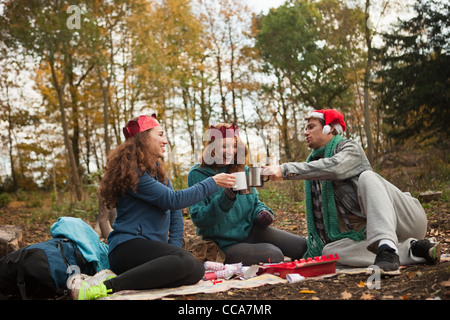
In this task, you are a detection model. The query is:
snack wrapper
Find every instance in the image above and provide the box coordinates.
[203,261,243,280]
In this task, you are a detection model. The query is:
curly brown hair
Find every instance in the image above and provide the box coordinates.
[99,128,167,209]
[200,123,249,173]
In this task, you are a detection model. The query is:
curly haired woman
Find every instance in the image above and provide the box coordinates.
[69,115,235,300]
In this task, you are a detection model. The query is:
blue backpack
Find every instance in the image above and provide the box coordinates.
[0,238,95,299]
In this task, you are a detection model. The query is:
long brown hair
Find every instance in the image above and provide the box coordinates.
[99,128,167,209]
[200,123,249,173]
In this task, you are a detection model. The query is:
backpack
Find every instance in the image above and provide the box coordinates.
[0,238,95,300]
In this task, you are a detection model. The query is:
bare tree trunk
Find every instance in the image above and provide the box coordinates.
[98,66,111,156]
[363,0,375,165]
[182,87,196,154]
[216,53,228,122]
[276,71,292,161]
[5,87,18,192]
[68,62,81,170]
[49,59,83,201]
[199,67,211,132]
[226,18,237,124]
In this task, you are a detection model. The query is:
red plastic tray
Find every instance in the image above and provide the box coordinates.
[257,254,339,279]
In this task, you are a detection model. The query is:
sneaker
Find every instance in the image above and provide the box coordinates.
[67,270,116,300]
[411,239,441,264]
[86,269,116,286]
[76,281,112,300]
[67,273,92,299]
[374,244,400,275]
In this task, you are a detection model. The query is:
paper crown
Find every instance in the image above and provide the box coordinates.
[123,114,160,140]
[209,124,239,141]
[307,109,346,134]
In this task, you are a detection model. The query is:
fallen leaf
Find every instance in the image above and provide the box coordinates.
[341,290,352,300]
[299,290,316,294]
[360,292,374,300]
[407,270,422,278]
[357,281,366,288]
[400,294,410,300]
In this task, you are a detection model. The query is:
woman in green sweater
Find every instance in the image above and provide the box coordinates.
[188,123,307,265]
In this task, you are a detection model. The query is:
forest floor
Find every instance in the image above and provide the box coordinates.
[0,148,449,301]
[2,192,447,301]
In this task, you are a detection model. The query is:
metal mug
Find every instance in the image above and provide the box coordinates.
[232,171,253,195]
[238,183,253,195]
[248,167,270,187]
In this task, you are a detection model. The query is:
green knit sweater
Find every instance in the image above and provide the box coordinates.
[187,164,273,251]
[304,135,366,258]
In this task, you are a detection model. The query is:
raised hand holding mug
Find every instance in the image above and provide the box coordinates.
[261,165,283,181]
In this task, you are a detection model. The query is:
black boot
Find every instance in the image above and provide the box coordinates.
[411,239,441,264]
[374,244,400,275]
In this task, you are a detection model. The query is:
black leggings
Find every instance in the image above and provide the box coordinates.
[224,226,308,265]
[105,238,204,293]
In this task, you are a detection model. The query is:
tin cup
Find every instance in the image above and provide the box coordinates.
[248,167,270,187]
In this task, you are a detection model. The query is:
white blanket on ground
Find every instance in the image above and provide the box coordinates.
[100,254,450,300]
[100,274,287,300]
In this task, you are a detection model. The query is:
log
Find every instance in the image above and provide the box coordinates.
[0,225,23,257]
[418,191,442,203]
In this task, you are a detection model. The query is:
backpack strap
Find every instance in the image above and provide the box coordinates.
[56,238,92,275]
[16,248,30,300]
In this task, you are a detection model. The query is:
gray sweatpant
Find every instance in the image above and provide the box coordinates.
[322,171,428,267]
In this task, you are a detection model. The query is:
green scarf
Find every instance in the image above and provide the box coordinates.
[304,135,366,258]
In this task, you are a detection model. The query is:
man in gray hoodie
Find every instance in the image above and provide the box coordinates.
[263,109,440,274]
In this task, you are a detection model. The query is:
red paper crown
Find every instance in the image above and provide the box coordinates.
[123,114,160,140]
[209,124,239,141]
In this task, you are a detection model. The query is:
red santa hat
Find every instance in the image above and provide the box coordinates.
[306,109,346,135]
[123,114,160,140]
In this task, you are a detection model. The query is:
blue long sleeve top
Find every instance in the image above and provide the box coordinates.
[107,171,219,254]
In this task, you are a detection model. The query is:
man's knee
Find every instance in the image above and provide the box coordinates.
[359,170,378,185]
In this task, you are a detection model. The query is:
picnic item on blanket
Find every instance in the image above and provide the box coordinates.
[257,254,339,279]
[203,261,243,280]
[286,273,306,283]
